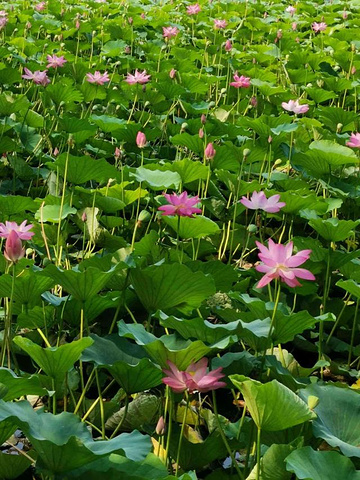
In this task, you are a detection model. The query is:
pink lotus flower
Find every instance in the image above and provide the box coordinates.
[205,142,216,159]
[136,131,147,148]
[22,68,50,86]
[86,71,110,85]
[342,10,348,20]
[281,99,309,114]
[240,191,286,213]
[162,359,226,394]
[35,2,46,11]
[199,128,204,138]
[75,19,80,29]
[346,133,360,148]
[255,239,315,288]
[230,72,251,88]
[214,19,227,29]
[125,69,151,85]
[0,16,7,29]
[312,22,327,32]
[114,147,122,159]
[285,6,296,16]
[4,231,25,263]
[46,54,67,68]
[158,191,202,217]
[163,26,178,39]
[169,68,176,79]
[187,3,201,15]
[201,114,207,124]
[0,220,34,240]
[224,39,232,52]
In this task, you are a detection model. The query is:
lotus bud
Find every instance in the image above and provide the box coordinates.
[169,68,176,79]
[180,122,188,132]
[247,224,257,233]
[201,114,207,124]
[198,128,204,138]
[4,231,25,263]
[243,148,251,157]
[205,142,216,159]
[336,123,343,133]
[155,416,165,435]
[136,131,147,148]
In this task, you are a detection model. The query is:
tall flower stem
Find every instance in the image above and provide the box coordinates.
[1,264,16,367]
[256,427,261,480]
[348,298,359,368]
[175,392,189,477]
[212,391,244,480]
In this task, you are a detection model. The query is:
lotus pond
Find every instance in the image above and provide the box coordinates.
[0,0,359,479]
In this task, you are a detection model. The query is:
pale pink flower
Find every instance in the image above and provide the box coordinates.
[276,29,283,39]
[240,191,286,213]
[0,220,34,240]
[199,128,204,139]
[230,72,251,88]
[201,114,207,124]
[281,99,309,114]
[312,22,327,32]
[342,11,348,20]
[205,142,216,160]
[162,359,226,394]
[46,54,67,69]
[35,2,46,11]
[114,147,122,159]
[163,26,178,39]
[86,71,110,85]
[187,3,201,15]
[4,231,25,263]
[250,96,258,107]
[292,22,297,30]
[255,239,315,288]
[0,16,7,29]
[169,68,176,79]
[214,19,227,29]
[22,68,50,86]
[346,133,360,148]
[155,416,165,435]
[141,12,146,19]
[0,10,7,16]
[285,6,296,16]
[351,66,356,75]
[53,147,59,156]
[136,131,147,148]
[125,69,151,85]
[75,19,80,29]
[224,39,232,52]
[158,191,201,217]
[128,17,133,25]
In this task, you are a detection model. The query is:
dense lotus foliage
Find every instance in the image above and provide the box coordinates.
[0,0,359,478]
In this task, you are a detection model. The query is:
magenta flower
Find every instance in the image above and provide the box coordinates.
[214,19,227,29]
[187,3,201,15]
[281,99,309,114]
[312,22,327,32]
[0,220,34,240]
[224,39,232,52]
[158,191,202,217]
[346,133,360,148]
[125,69,151,85]
[86,71,110,85]
[46,54,67,69]
[205,142,216,160]
[230,72,251,88]
[35,2,46,11]
[163,26,178,39]
[136,131,147,148]
[4,231,25,263]
[240,191,286,213]
[162,359,226,394]
[255,239,315,288]
[22,68,50,86]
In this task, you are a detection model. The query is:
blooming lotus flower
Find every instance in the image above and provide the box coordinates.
[312,22,327,32]
[163,26,178,39]
[22,68,50,86]
[214,19,227,29]
[86,71,110,85]
[4,231,25,263]
[158,191,202,217]
[205,142,216,160]
[0,16,7,29]
[240,191,286,213]
[346,133,360,148]
[187,3,201,15]
[35,2,46,11]
[230,72,251,88]
[224,39,232,51]
[285,6,296,15]
[136,131,147,148]
[46,54,67,68]
[281,99,309,114]
[255,239,315,288]
[125,69,151,85]
[0,220,34,240]
[162,359,226,394]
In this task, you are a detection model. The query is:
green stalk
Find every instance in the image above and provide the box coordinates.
[175,392,189,477]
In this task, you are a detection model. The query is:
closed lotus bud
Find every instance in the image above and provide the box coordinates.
[268,136,273,143]
[205,142,216,159]
[351,66,356,75]
[224,39,232,52]
[155,416,165,436]
[169,68,176,79]
[243,148,251,157]
[138,210,151,223]
[180,122,188,132]
[75,20,80,29]
[247,224,257,233]
[250,96,257,107]
[336,123,343,133]
[53,147,59,156]
[201,114,207,124]
[199,128,204,138]
[307,395,319,410]
[4,231,25,263]
[274,159,282,166]
[136,131,147,148]
[81,211,87,222]
[114,147,122,159]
